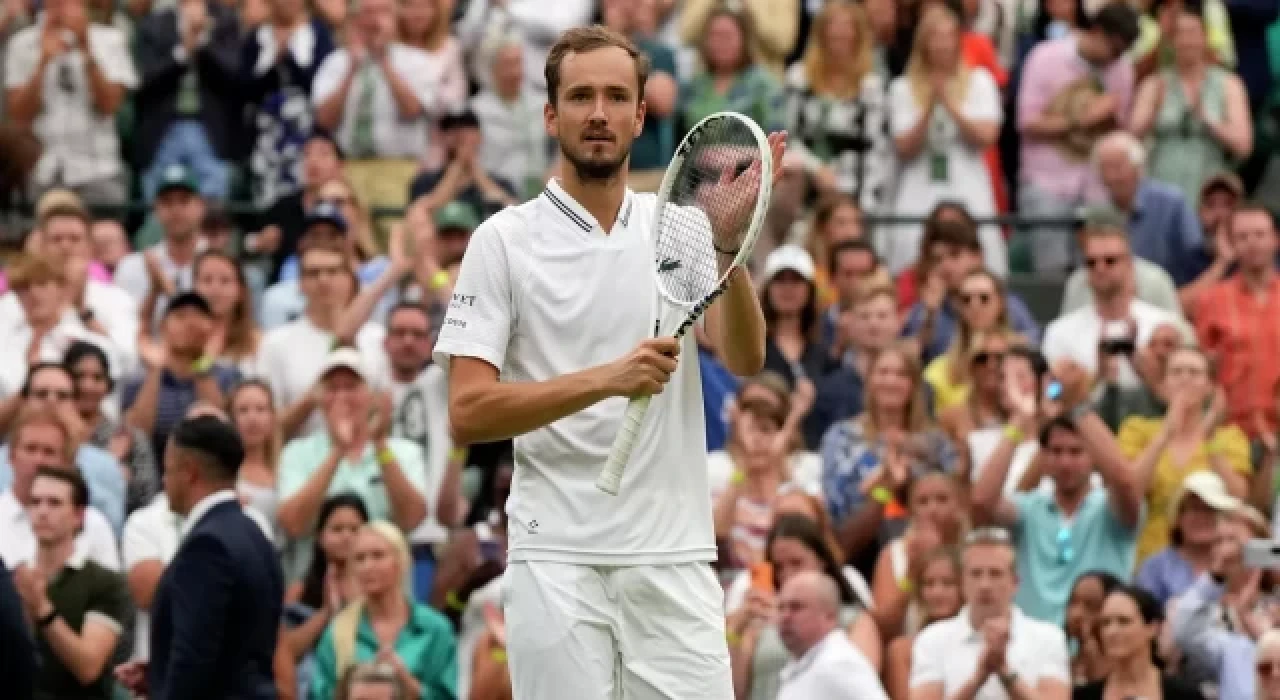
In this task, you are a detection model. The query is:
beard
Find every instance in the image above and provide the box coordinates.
[562,140,631,183]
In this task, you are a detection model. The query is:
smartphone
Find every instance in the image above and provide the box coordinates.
[750,562,775,593]
[1044,380,1063,401]
[1100,321,1136,356]
[1244,539,1280,569]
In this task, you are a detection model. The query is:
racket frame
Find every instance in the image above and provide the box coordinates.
[595,111,774,495]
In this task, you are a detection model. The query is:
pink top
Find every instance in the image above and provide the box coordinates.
[1017,36,1135,201]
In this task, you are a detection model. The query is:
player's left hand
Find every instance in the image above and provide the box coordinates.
[704,131,788,251]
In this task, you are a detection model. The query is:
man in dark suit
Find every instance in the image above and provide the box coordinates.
[115,416,283,699]
[133,0,244,202]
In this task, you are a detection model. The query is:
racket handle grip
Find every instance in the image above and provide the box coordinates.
[596,395,652,495]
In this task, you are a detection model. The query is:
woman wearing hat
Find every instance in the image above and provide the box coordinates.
[1137,470,1241,607]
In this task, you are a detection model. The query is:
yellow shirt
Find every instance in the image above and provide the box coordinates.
[924,355,970,413]
[1117,416,1251,566]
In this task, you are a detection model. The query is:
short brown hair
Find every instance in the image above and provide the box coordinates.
[11,407,74,464]
[7,253,66,290]
[697,8,756,73]
[38,202,90,231]
[545,26,650,106]
[33,466,90,509]
[1078,223,1131,248]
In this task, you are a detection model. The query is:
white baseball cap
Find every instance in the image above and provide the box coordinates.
[318,347,368,383]
[762,244,816,283]
[1169,471,1239,523]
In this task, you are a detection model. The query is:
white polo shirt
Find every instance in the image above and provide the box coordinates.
[778,629,889,700]
[433,180,715,566]
[1041,299,1192,389]
[0,488,119,571]
[910,606,1070,699]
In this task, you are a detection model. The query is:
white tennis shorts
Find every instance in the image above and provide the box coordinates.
[505,560,733,700]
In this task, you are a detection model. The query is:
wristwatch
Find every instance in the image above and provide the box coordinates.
[38,606,58,629]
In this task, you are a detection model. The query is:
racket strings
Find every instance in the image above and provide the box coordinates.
[655,118,763,306]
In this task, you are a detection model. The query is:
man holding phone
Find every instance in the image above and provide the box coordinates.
[971,359,1146,623]
[1172,503,1278,700]
[1042,223,1190,390]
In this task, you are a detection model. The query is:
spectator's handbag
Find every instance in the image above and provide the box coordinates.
[1046,76,1116,161]
[0,123,42,202]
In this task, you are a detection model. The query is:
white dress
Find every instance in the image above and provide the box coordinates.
[882,69,1007,278]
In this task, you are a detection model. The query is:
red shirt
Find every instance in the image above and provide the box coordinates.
[1195,274,1280,437]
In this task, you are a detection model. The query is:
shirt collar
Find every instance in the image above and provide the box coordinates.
[779,628,844,683]
[178,489,238,540]
[960,605,1024,642]
[542,179,634,235]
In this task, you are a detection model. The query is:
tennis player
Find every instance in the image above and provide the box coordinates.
[435,25,786,700]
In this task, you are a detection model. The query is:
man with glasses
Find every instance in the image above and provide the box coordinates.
[259,236,390,437]
[0,408,119,571]
[1043,224,1191,391]
[1058,209,1182,315]
[910,527,1070,700]
[383,301,463,599]
[971,362,1145,623]
[0,364,125,532]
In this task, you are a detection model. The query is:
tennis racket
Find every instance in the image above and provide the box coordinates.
[596,111,774,495]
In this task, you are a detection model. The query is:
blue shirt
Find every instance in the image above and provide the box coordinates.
[820,420,958,525]
[1121,180,1205,286]
[1011,488,1140,623]
[1135,546,1198,607]
[902,293,1042,364]
[699,349,738,452]
[1172,574,1256,700]
[121,365,243,467]
[0,444,125,533]
[261,257,396,330]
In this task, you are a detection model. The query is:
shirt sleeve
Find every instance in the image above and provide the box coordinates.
[390,440,431,499]
[431,218,515,372]
[1116,417,1154,460]
[3,30,36,88]
[86,508,123,572]
[1031,625,1071,684]
[1209,426,1252,475]
[1015,44,1054,130]
[887,77,919,138]
[310,49,347,104]
[112,254,151,305]
[276,441,314,501]
[93,28,138,88]
[413,611,459,699]
[123,511,167,569]
[86,568,132,637]
[964,68,1002,123]
[908,626,944,687]
[308,627,338,700]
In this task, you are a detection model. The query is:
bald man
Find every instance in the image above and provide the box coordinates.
[776,571,888,700]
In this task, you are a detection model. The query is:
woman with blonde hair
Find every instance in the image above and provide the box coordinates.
[923,269,1017,413]
[884,2,1004,279]
[397,0,468,171]
[231,380,284,528]
[820,342,960,570]
[310,521,457,700]
[784,0,894,214]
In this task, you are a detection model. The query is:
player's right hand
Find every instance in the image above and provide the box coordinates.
[606,337,680,397]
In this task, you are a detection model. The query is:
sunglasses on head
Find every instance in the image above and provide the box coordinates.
[965,526,1012,544]
[1086,255,1123,269]
[960,292,992,306]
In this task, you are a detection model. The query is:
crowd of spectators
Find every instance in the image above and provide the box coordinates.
[2,0,1280,698]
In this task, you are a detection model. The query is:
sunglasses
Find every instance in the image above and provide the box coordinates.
[1259,660,1280,676]
[965,526,1012,544]
[960,292,992,306]
[972,350,1005,366]
[1086,255,1124,269]
[1057,525,1075,564]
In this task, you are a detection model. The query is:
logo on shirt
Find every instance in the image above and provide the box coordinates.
[658,258,682,273]
[450,293,477,309]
